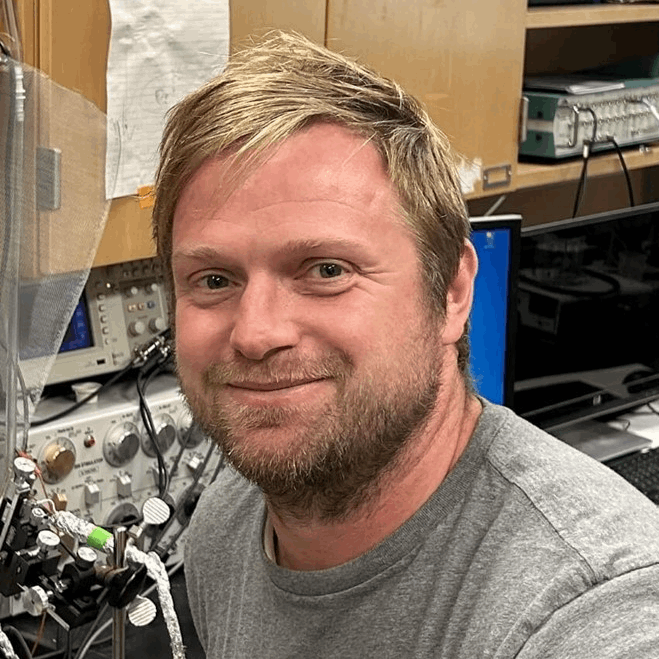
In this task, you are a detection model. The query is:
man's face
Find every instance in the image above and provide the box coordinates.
[172,123,447,517]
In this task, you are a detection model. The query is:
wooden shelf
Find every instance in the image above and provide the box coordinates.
[516,141,659,189]
[527,5,659,29]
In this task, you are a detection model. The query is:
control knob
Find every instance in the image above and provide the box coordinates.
[39,438,76,483]
[23,586,51,616]
[142,413,177,457]
[128,596,158,627]
[104,422,141,467]
[128,320,146,337]
[37,530,61,555]
[149,317,167,333]
[176,410,206,448]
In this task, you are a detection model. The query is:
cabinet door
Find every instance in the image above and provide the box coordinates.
[327,0,527,198]
[37,0,155,267]
[34,0,326,267]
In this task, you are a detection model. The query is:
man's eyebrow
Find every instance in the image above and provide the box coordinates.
[273,237,366,257]
[172,245,227,264]
[173,238,367,263]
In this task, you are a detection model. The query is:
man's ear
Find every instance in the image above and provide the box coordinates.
[441,241,478,346]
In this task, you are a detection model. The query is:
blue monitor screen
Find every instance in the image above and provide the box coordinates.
[59,297,93,353]
[469,217,520,406]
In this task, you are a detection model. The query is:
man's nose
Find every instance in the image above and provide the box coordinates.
[229,276,300,361]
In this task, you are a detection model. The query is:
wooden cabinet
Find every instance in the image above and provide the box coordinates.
[327,0,528,198]
[10,0,326,267]
[328,2,659,206]
[8,1,659,265]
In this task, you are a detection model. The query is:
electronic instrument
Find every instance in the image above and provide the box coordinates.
[520,78,659,159]
[0,370,223,622]
[37,257,169,386]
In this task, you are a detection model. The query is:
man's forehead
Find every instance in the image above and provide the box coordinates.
[176,123,396,217]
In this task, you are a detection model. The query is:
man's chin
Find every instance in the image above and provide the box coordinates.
[219,425,332,491]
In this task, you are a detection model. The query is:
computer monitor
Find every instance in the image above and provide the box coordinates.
[513,201,659,431]
[469,215,521,407]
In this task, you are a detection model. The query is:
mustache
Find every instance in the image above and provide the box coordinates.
[201,351,354,389]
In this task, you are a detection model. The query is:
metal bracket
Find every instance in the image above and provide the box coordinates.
[519,96,529,144]
[36,146,61,211]
[482,164,512,190]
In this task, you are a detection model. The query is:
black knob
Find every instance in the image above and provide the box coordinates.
[106,564,148,609]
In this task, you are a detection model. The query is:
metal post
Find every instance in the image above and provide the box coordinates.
[112,526,127,659]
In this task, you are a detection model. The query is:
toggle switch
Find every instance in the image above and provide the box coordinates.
[116,473,133,498]
[84,482,101,507]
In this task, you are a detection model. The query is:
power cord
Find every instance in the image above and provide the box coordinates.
[572,139,591,218]
[605,136,635,208]
[136,355,173,499]
[1,626,31,659]
[31,330,172,429]
[30,362,134,429]
[148,442,223,559]
[571,106,635,217]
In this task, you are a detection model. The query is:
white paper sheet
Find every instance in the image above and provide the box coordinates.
[105,0,229,199]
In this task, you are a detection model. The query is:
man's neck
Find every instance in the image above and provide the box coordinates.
[266,375,482,571]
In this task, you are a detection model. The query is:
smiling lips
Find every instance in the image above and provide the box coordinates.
[227,379,323,392]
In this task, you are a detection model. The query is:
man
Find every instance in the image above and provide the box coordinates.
[153,31,659,658]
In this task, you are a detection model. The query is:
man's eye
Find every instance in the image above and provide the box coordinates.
[203,274,230,290]
[313,262,347,279]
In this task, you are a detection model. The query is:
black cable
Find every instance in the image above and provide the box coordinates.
[136,351,174,498]
[149,441,219,555]
[163,409,213,497]
[70,604,110,659]
[209,451,226,484]
[163,420,195,499]
[606,136,635,208]
[30,362,135,428]
[2,626,32,659]
[152,448,227,562]
[572,140,591,218]
[137,367,167,498]
[31,330,172,428]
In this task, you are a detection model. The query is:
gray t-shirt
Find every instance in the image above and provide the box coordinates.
[185,402,659,658]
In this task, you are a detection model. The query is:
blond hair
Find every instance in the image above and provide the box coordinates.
[153,31,472,373]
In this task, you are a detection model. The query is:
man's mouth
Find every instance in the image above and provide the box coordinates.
[226,379,323,392]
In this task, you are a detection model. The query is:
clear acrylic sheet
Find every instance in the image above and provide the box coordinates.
[0,57,111,493]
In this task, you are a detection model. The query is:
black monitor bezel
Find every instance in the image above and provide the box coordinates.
[469,215,522,409]
[514,200,659,431]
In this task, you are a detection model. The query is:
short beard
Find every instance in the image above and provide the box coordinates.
[181,334,442,523]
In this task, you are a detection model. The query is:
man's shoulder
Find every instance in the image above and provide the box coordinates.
[479,402,659,577]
